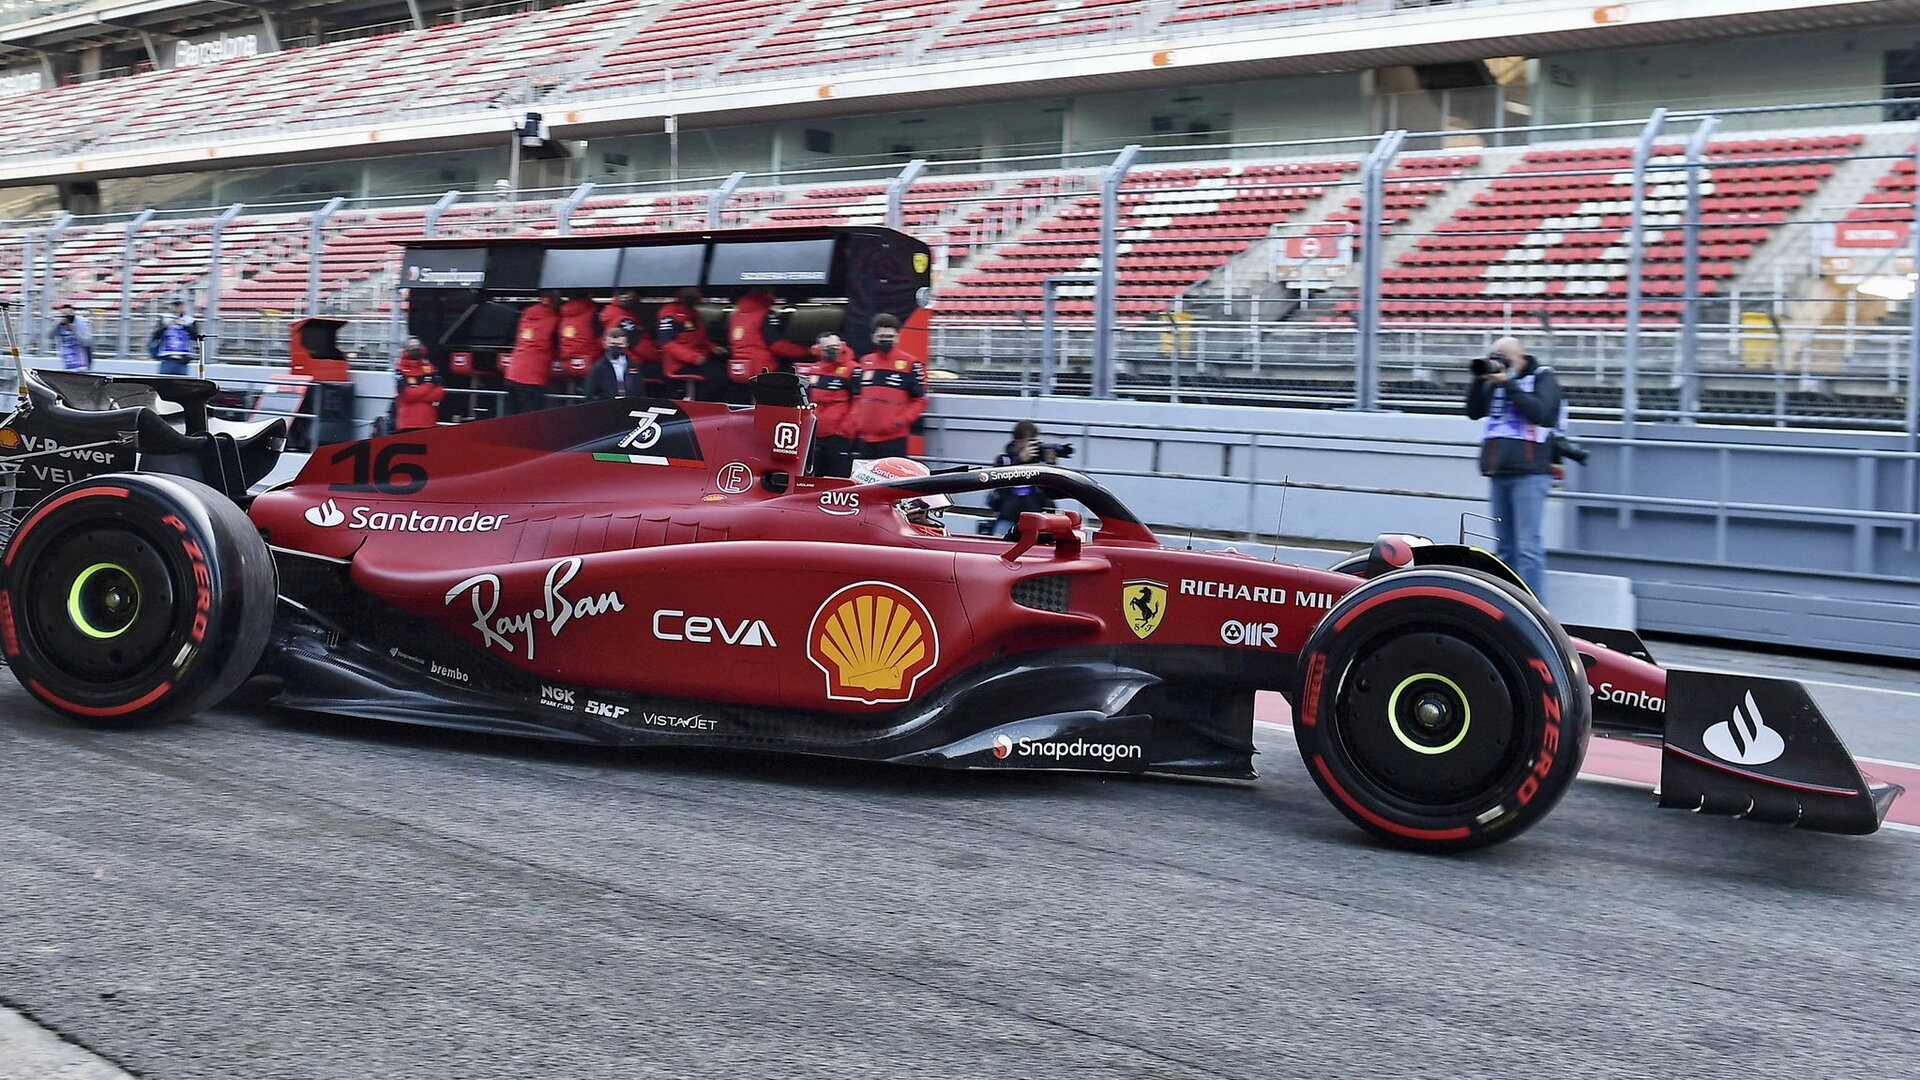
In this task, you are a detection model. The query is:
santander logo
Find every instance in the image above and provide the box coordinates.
[1702,690,1786,766]
[304,499,345,527]
[992,734,1014,759]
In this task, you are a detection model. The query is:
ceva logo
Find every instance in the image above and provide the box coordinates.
[1703,690,1786,766]
[304,500,345,527]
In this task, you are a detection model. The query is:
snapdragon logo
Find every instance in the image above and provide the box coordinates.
[991,735,1143,764]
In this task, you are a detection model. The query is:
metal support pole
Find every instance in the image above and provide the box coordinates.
[885,159,927,231]
[1355,129,1407,412]
[556,182,595,236]
[667,115,679,188]
[1908,124,1920,455]
[706,171,745,229]
[204,203,243,335]
[1092,144,1140,399]
[306,197,345,316]
[118,209,154,360]
[33,213,73,355]
[423,190,461,238]
[1678,115,1718,423]
[1623,108,1667,441]
[1043,273,1098,396]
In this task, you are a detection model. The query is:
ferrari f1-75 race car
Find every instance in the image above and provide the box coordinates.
[0,367,1902,851]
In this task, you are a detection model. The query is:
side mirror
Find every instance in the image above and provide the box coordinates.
[1001,510,1083,562]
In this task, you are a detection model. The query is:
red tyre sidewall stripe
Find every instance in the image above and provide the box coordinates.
[1311,754,1474,842]
[1334,584,1504,634]
[27,677,173,718]
[4,486,130,567]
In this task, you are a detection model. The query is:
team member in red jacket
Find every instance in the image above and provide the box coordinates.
[725,290,811,403]
[556,293,601,384]
[656,288,719,399]
[800,331,858,477]
[847,313,926,458]
[505,291,561,415]
[394,339,445,431]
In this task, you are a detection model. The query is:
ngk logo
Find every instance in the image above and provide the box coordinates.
[1220,620,1279,648]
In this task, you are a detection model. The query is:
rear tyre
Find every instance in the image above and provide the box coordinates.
[1,474,275,727]
[1294,567,1589,853]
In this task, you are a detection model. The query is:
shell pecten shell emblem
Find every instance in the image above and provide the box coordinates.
[808,582,940,704]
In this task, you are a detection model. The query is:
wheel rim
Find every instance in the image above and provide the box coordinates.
[66,562,141,640]
[24,525,182,685]
[1338,628,1525,807]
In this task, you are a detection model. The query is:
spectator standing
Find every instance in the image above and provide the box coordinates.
[800,331,858,478]
[725,290,810,404]
[657,287,719,399]
[149,301,200,377]
[1464,335,1562,604]
[601,287,666,396]
[986,420,1056,538]
[504,291,561,415]
[582,328,650,401]
[393,338,445,431]
[48,302,93,371]
[847,313,927,458]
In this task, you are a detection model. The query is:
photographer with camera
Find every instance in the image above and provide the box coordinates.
[1464,336,1562,604]
[48,302,92,371]
[984,420,1073,538]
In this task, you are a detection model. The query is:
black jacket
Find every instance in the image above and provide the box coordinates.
[582,353,651,401]
[1465,357,1562,476]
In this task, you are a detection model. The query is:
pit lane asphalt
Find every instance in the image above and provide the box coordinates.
[1,644,1915,1080]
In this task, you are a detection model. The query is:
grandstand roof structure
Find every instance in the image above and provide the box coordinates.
[0,0,1916,187]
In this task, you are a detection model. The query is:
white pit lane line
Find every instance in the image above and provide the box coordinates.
[0,1005,133,1080]
[1251,720,1920,838]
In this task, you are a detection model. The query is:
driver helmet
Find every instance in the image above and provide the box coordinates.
[851,457,950,528]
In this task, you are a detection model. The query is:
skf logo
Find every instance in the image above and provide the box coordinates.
[1703,690,1786,765]
[912,253,929,273]
[304,499,345,527]
[808,581,939,704]
[1122,578,1167,639]
[819,490,860,516]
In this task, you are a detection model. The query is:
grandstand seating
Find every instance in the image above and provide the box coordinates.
[1360,135,1861,324]
[936,160,1359,319]
[0,0,1449,161]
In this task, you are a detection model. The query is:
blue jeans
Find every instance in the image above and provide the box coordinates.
[158,356,192,376]
[1489,471,1552,605]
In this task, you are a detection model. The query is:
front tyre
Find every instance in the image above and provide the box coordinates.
[1294,568,1589,853]
[1,474,275,727]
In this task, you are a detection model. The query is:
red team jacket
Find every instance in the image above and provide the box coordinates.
[557,297,601,376]
[800,344,859,440]
[507,301,559,387]
[727,292,811,384]
[846,347,927,443]
[656,300,714,380]
[395,357,444,431]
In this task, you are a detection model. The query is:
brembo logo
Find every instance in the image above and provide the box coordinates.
[1703,690,1786,766]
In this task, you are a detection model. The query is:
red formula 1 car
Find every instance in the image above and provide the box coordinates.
[0,369,1902,851]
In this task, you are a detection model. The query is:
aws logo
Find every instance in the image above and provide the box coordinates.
[807,581,939,704]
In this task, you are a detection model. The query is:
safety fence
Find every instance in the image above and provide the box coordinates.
[6,97,1920,438]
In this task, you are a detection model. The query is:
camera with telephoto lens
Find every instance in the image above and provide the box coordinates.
[1551,434,1589,466]
[1035,440,1074,463]
[1471,354,1505,377]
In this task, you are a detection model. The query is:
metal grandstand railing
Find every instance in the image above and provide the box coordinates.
[7,97,1920,441]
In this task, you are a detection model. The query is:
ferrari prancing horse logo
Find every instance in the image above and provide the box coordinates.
[1123,578,1167,639]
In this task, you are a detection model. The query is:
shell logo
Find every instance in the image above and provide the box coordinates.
[807,581,940,704]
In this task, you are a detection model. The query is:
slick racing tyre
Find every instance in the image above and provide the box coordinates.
[1293,567,1589,853]
[1,473,275,727]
